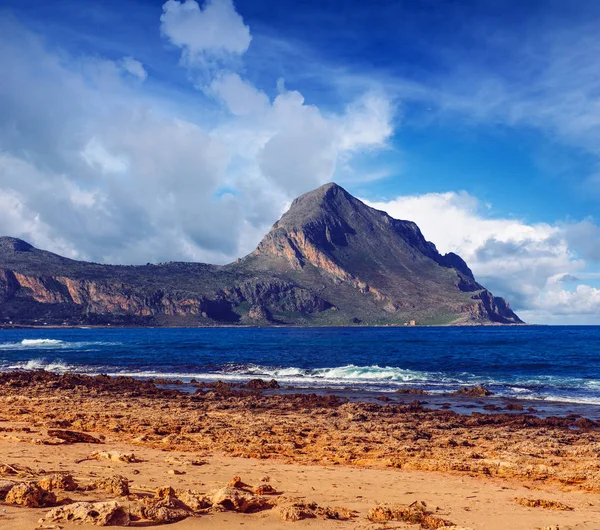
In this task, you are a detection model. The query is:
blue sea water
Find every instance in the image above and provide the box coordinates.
[1,326,599,409]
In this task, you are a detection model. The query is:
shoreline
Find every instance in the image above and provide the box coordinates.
[0,322,539,330]
[1,371,600,528]
[159,380,600,420]
[3,365,598,417]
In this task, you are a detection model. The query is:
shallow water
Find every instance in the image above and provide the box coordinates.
[1,326,599,414]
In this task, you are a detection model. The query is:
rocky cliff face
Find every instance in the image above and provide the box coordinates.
[0,184,522,326]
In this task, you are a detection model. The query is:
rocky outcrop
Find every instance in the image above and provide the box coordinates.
[5,482,57,507]
[0,183,522,326]
[368,501,455,527]
[39,501,131,526]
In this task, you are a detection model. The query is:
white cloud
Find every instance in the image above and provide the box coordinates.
[160,0,251,65]
[366,191,600,323]
[0,17,251,265]
[0,6,394,267]
[159,0,395,198]
[120,57,147,81]
[208,72,269,116]
[338,92,394,151]
[81,138,129,174]
[209,85,395,197]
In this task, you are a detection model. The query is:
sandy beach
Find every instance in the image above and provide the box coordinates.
[1,371,599,529]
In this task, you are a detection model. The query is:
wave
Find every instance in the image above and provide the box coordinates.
[4,359,74,372]
[0,339,121,350]
[242,364,441,382]
[21,339,64,346]
[99,363,458,389]
[1,357,599,406]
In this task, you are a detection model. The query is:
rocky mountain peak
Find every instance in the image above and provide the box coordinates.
[0,184,522,326]
[0,237,35,253]
[251,183,520,324]
[271,182,358,231]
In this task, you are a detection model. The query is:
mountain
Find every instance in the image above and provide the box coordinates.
[0,183,521,327]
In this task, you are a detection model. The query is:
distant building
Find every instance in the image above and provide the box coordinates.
[409,320,416,326]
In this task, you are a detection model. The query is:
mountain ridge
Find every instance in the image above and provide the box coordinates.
[0,183,522,327]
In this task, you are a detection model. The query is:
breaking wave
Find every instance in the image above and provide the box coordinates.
[3,359,74,372]
[0,339,121,350]
[242,363,442,383]
[20,339,64,346]
[99,363,465,391]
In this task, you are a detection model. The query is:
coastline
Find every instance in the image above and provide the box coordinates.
[1,371,599,528]
[0,322,537,330]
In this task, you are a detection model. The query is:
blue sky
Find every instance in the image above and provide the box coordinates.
[1,0,600,323]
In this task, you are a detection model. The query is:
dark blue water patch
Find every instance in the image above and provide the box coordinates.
[0,326,599,411]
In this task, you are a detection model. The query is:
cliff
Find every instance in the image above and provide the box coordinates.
[0,183,522,326]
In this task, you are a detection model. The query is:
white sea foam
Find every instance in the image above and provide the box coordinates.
[5,359,73,372]
[0,339,121,350]
[0,357,598,407]
[98,364,454,390]
[243,363,440,381]
[21,339,64,346]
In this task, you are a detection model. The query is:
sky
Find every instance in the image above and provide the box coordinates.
[1,0,600,324]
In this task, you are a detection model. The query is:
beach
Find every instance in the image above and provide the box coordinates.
[1,371,599,529]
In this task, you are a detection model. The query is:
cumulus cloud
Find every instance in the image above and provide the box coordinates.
[209,86,394,197]
[338,92,394,151]
[208,72,269,116]
[159,0,394,198]
[120,57,147,81]
[0,17,248,265]
[366,191,600,323]
[160,0,251,65]
[0,4,394,267]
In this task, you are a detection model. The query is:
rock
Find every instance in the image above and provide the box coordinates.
[90,450,139,463]
[395,388,429,395]
[505,403,524,411]
[92,475,130,496]
[367,501,454,527]
[154,486,175,499]
[37,473,78,492]
[253,483,276,495]
[451,385,493,397]
[229,475,247,488]
[168,469,185,475]
[39,501,130,526]
[514,497,573,511]
[152,486,210,512]
[246,378,280,389]
[5,482,57,507]
[142,498,191,524]
[274,497,354,522]
[141,486,203,523]
[47,429,102,444]
[247,305,272,322]
[314,506,355,520]
[0,480,17,500]
[173,489,211,512]
[276,499,316,521]
[210,486,270,513]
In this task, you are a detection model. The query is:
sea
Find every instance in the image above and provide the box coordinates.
[1,326,600,419]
